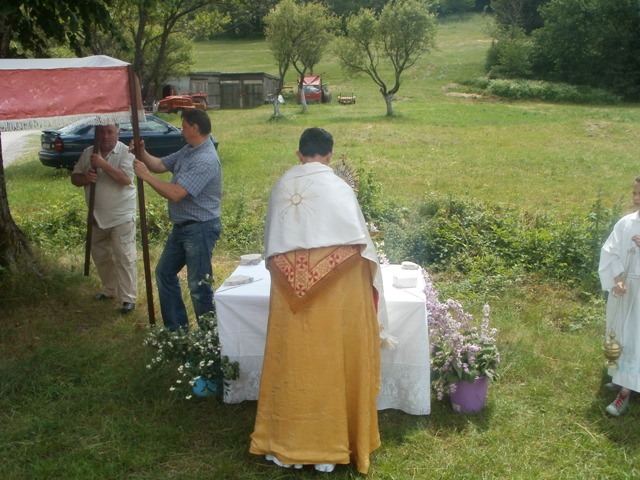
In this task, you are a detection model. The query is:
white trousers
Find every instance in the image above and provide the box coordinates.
[92,219,138,304]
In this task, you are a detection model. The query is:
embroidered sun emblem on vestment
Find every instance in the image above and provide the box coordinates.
[276,177,318,221]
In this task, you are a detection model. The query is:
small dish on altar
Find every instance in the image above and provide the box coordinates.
[240,254,262,266]
[224,274,254,286]
[401,261,419,270]
[393,274,417,288]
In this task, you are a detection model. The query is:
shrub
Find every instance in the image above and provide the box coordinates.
[144,310,240,399]
[485,79,621,103]
[218,198,266,255]
[357,166,385,224]
[381,194,618,293]
[433,0,476,16]
[17,203,86,252]
[486,27,534,79]
[142,202,173,244]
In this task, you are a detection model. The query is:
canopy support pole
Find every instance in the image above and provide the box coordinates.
[83,131,99,276]
[128,66,155,325]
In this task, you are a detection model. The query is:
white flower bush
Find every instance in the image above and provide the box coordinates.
[144,310,240,399]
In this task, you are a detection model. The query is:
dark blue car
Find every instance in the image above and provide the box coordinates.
[38,115,204,170]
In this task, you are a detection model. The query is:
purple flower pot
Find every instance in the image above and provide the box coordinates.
[450,376,489,413]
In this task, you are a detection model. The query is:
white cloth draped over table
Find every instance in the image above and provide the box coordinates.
[216,262,431,415]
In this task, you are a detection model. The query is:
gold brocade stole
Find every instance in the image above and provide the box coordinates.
[269,245,361,312]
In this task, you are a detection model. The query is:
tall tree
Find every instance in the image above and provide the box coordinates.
[0,0,113,272]
[334,0,436,116]
[325,0,387,18]
[0,136,32,272]
[137,0,214,102]
[490,0,547,33]
[215,0,279,38]
[532,0,640,98]
[264,0,337,115]
[87,0,214,102]
[0,0,113,58]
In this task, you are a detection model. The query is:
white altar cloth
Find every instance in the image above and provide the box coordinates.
[216,262,430,415]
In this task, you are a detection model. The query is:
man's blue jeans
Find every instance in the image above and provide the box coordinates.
[156,218,221,331]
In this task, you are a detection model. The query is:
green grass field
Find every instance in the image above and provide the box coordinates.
[3,13,640,479]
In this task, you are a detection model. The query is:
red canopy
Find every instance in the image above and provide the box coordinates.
[0,55,142,131]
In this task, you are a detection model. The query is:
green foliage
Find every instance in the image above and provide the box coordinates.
[218,198,266,255]
[204,0,279,38]
[477,78,622,103]
[381,194,620,293]
[85,0,197,100]
[0,0,113,57]
[487,0,640,99]
[532,0,640,99]
[140,202,173,244]
[490,0,547,33]
[189,8,233,40]
[486,26,534,79]
[18,203,86,253]
[433,0,476,16]
[325,0,388,18]
[356,167,385,223]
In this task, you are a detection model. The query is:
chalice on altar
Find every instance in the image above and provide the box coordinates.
[603,330,623,369]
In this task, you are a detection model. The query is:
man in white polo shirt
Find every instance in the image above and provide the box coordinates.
[71,124,138,314]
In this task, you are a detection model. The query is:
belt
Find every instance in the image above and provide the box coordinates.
[174,220,199,228]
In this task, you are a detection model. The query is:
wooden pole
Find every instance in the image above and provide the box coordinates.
[83,128,99,276]
[127,65,155,325]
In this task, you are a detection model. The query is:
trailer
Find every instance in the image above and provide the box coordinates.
[338,92,356,105]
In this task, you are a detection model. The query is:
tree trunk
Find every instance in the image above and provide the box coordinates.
[271,97,281,117]
[300,86,309,113]
[0,14,16,58]
[0,134,33,272]
[384,93,394,116]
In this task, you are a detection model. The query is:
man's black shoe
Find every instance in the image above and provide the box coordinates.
[94,293,114,301]
[121,302,136,314]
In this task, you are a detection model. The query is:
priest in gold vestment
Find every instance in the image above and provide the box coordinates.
[249,128,389,475]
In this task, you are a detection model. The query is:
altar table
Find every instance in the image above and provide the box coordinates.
[215,262,430,415]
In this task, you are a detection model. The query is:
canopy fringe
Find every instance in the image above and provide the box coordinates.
[0,111,143,132]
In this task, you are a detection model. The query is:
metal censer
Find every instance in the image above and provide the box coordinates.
[603,330,623,369]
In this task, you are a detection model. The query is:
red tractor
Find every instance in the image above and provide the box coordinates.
[296,75,332,104]
[156,95,207,114]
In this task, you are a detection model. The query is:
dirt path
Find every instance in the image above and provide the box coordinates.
[1,130,41,166]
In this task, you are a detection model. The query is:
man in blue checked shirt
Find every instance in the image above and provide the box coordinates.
[134,109,222,330]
